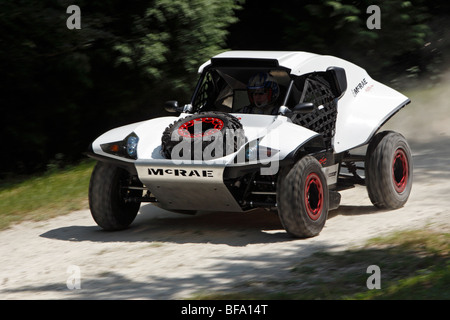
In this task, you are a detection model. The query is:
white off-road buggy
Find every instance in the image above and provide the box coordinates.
[87,51,413,238]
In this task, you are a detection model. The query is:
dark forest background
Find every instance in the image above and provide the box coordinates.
[0,0,449,176]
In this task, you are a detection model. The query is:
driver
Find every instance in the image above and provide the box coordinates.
[238,72,280,115]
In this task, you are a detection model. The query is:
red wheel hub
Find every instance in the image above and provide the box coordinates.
[392,148,409,193]
[304,173,324,221]
[178,117,224,138]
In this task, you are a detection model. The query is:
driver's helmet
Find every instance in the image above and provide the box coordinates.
[247,72,280,108]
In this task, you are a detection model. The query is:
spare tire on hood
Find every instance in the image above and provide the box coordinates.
[161,112,245,160]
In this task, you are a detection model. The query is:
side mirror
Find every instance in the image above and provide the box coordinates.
[326,66,347,99]
[164,100,183,113]
[292,102,316,114]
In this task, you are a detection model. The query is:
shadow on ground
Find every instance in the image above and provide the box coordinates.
[40,200,391,246]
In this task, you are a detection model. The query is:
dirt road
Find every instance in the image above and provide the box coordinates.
[0,97,449,299]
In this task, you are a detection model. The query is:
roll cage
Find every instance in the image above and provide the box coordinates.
[189,64,346,148]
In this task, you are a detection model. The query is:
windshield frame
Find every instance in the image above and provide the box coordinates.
[190,65,293,114]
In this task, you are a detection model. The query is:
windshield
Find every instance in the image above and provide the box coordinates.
[191,67,291,113]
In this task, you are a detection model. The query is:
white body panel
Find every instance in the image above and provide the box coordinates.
[91,113,319,165]
[198,51,319,74]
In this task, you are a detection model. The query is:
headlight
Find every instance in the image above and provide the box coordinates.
[245,141,259,161]
[126,135,139,158]
[244,140,279,162]
[101,132,139,160]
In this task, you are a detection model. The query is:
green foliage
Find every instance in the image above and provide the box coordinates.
[0,0,240,175]
[114,0,239,94]
[0,160,94,229]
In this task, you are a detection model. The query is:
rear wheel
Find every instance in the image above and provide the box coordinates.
[277,156,329,238]
[89,162,141,230]
[366,131,413,209]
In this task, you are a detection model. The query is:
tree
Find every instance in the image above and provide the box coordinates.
[114,0,240,97]
[0,0,241,175]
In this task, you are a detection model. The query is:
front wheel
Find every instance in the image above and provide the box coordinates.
[89,162,141,230]
[366,131,413,209]
[277,156,329,238]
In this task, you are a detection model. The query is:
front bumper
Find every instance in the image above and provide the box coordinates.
[135,161,243,212]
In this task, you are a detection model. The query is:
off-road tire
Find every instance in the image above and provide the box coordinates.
[89,162,141,230]
[161,112,244,160]
[277,156,329,238]
[366,131,413,209]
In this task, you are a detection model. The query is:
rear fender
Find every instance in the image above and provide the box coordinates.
[292,55,410,152]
